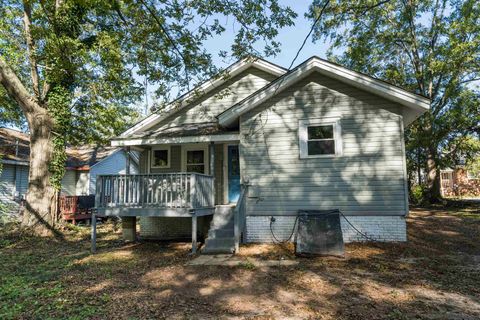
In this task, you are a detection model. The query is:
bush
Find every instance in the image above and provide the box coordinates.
[410,184,427,205]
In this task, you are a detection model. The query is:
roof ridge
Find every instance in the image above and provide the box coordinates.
[217,56,429,120]
[119,56,287,137]
[217,56,430,127]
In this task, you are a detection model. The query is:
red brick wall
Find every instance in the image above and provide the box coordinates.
[441,168,480,197]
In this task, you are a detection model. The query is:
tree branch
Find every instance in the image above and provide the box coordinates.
[138,0,191,90]
[0,55,37,114]
[402,0,425,95]
[23,1,41,99]
[459,77,480,85]
[345,0,392,16]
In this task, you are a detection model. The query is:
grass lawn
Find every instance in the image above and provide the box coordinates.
[1,204,479,320]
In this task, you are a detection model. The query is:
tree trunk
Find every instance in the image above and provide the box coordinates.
[21,111,58,236]
[417,149,422,185]
[426,146,442,203]
[0,55,60,236]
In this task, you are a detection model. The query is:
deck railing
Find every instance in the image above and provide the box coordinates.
[95,173,215,209]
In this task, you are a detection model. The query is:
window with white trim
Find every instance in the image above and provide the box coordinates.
[299,119,342,158]
[467,170,479,180]
[151,146,170,168]
[186,150,206,173]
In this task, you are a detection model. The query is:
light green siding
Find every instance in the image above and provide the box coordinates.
[239,73,408,216]
[148,67,276,132]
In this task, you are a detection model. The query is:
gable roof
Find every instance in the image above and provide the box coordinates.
[65,145,122,170]
[120,56,287,137]
[218,56,430,127]
[0,127,121,169]
[0,127,30,165]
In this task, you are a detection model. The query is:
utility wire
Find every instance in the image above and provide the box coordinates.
[248,0,331,136]
[286,0,331,71]
[139,0,191,91]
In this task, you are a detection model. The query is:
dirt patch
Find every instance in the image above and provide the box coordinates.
[1,206,480,319]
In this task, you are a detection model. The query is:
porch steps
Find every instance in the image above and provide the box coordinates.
[202,205,236,254]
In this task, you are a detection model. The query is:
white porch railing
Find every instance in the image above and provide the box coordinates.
[95,173,215,209]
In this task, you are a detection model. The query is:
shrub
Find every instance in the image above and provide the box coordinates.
[410,184,427,205]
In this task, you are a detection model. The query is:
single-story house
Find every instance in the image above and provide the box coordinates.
[62,145,140,196]
[0,128,30,218]
[0,127,139,217]
[440,166,480,198]
[95,56,430,253]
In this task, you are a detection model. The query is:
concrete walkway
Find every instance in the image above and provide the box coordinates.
[186,254,298,267]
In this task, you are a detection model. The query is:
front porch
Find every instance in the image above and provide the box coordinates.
[92,124,246,253]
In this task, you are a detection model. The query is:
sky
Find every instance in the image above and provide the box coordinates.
[141,1,331,112]
[205,1,329,69]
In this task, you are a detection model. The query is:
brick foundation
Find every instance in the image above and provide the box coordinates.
[139,216,211,240]
[245,215,407,243]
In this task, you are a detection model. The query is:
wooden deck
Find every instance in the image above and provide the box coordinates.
[95,173,215,216]
[92,173,216,253]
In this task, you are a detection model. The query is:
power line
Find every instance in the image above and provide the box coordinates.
[248,0,331,135]
[286,0,331,71]
[139,0,191,91]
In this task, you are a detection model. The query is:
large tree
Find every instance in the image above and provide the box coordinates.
[308,0,480,201]
[0,0,296,235]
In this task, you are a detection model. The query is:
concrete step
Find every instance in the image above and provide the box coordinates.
[212,205,235,229]
[208,228,234,238]
[211,220,234,230]
[202,237,235,254]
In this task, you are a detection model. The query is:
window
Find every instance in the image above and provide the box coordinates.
[467,170,479,180]
[151,146,170,168]
[299,118,342,158]
[186,150,206,173]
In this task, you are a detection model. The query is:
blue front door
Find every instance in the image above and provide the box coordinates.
[228,145,241,203]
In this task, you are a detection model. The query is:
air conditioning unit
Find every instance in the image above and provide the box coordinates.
[295,209,344,257]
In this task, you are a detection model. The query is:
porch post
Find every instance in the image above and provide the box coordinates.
[192,214,197,254]
[125,147,131,175]
[209,142,215,177]
[91,211,97,253]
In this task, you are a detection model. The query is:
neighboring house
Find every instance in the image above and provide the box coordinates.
[95,56,429,253]
[0,127,139,217]
[0,128,30,218]
[62,145,140,196]
[440,167,480,198]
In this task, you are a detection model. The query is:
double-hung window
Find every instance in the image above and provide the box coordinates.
[182,145,208,174]
[186,150,206,173]
[299,118,342,158]
[151,146,170,168]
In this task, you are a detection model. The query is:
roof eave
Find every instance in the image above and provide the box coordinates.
[1,159,29,166]
[218,58,430,127]
[119,57,286,137]
[111,133,240,147]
